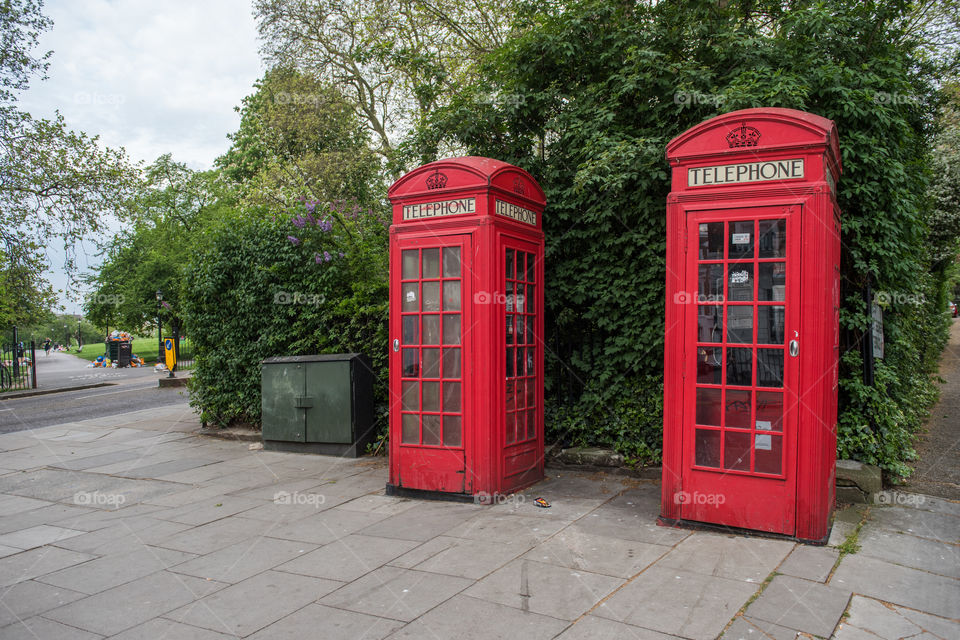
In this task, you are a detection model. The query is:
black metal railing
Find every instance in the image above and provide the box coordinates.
[175,335,194,371]
[1,338,36,392]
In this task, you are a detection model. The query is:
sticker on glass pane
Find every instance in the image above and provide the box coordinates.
[729,221,754,258]
[728,265,753,302]
[402,284,418,312]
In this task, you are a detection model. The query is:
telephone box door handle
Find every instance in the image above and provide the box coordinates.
[789,339,799,357]
[393,339,400,352]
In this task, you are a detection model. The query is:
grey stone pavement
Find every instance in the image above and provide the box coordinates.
[0,406,957,639]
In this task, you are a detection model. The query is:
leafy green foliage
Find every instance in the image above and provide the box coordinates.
[181,201,389,427]
[418,0,959,476]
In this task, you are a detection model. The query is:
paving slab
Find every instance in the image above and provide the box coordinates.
[356,501,482,542]
[108,617,234,639]
[868,506,960,544]
[721,615,800,640]
[247,603,404,640]
[745,574,851,637]
[44,571,226,636]
[464,558,624,620]
[0,493,52,515]
[572,505,691,546]
[167,570,341,637]
[657,533,793,583]
[555,614,683,639]
[153,495,264,526]
[857,526,960,578]
[0,545,95,587]
[830,553,960,619]
[319,565,472,622]
[169,536,315,583]
[841,594,924,639]
[0,523,86,550]
[151,514,278,555]
[52,517,194,555]
[0,616,104,640]
[275,533,418,582]
[0,503,99,534]
[386,593,569,640]
[392,535,528,580]
[0,579,87,627]
[595,565,759,640]
[521,527,668,579]
[264,507,391,545]
[893,603,960,639]
[36,545,196,594]
[776,543,839,582]
[444,512,567,547]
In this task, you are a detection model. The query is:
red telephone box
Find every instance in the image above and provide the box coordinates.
[660,108,842,543]
[386,157,546,500]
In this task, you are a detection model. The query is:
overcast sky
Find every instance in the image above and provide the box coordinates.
[20,0,263,314]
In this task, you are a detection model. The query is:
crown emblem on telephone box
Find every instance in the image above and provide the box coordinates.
[726,122,761,148]
[426,169,448,190]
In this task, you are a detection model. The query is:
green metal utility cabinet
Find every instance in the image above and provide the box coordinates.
[261,354,375,457]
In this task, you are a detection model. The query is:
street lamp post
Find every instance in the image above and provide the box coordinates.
[77,317,82,349]
[156,290,163,366]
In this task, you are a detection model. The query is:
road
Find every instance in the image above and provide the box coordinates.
[0,351,190,434]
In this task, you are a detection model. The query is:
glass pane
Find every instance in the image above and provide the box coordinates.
[526,349,535,376]
[725,389,752,428]
[526,379,536,406]
[506,282,515,312]
[696,347,722,384]
[695,429,721,467]
[757,306,785,344]
[443,314,461,345]
[759,262,786,301]
[422,315,440,344]
[442,247,461,277]
[727,347,753,386]
[515,284,526,313]
[506,412,516,444]
[699,222,724,259]
[698,264,724,302]
[756,391,783,432]
[516,252,526,283]
[526,316,535,344]
[401,414,419,444]
[526,253,535,282]
[422,282,440,312]
[402,316,418,344]
[696,387,721,426]
[402,250,419,279]
[506,347,514,377]
[757,349,784,387]
[758,219,786,258]
[422,348,440,378]
[401,381,419,411]
[754,434,782,474]
[516,313,525,343]
[516,347,525,377]
[506,315,515,344]
[723,431,752,471]
[697,306,723,343]
[402,283,418,312]
[422,414,441,445]
[505,249,515,279]
[422,248,440,278]
[402,348,418,377]
[443,415,462,447]
[443,382,461,412]
[506,380,516,411]
[526,409,536,440]
[729,220,754,259]
[422,381,440,412]
[443,348,461,378]
[727,306,753,343]
[443,281,461,311]
[728,264,754,302]
[527,285,535,313]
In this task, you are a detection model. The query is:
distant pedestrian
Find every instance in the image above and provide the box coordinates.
[43,338,52,356]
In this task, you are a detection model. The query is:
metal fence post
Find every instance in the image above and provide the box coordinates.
[30,341,37,388]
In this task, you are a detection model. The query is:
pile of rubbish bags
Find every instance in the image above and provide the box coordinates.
[89,354,147,368]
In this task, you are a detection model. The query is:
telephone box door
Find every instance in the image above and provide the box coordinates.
[391,234,472,493]
[681,206,801,533]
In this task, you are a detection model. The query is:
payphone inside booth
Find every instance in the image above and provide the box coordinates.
[386,157,546,501]
[661,108,842,543]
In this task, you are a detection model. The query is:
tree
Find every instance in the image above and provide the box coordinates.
[216,67,381,209]
[253,0,517,167]
[0,0,139,326]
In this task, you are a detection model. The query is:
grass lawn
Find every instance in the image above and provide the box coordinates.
[71,337,162,364]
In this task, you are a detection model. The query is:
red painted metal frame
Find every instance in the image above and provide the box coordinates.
[387,157,546,499]
[662,108,842,543]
